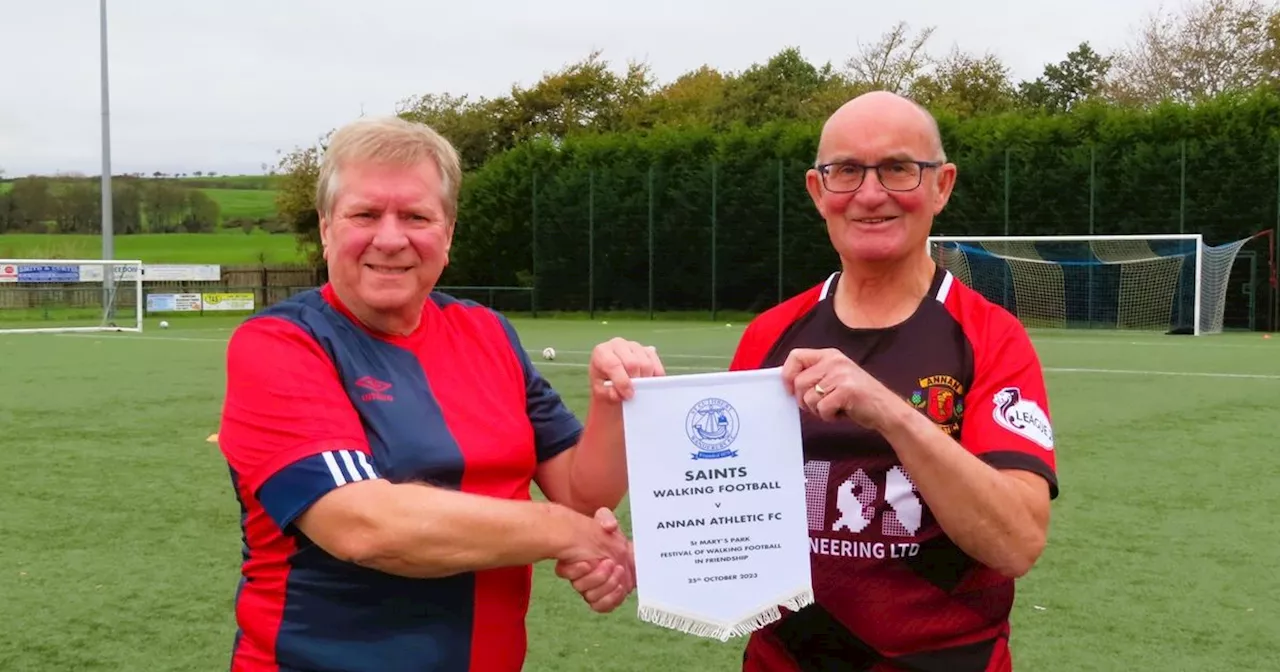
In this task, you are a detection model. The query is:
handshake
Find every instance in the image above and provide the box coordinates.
[552,506,636,614]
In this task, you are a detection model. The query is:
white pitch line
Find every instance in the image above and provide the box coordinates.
[531,362,1280,381]
[537,348,729,360]
[1044,367,1280,380]
[535,361,715,372]
[1033,337,1277,350]
[650,325,742,334]
[39,334,1280,381]
[47,333,229,343]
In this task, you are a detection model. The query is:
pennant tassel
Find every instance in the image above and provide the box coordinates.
[637,588,815,642]
[637,605,735,642]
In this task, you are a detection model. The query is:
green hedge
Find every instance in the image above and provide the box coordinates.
[446,91,1280,315]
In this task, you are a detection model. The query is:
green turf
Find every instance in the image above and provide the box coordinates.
[179,175,282,190]
[0,231,306,265]
[0,317,1276,671]
[199,188,279,222]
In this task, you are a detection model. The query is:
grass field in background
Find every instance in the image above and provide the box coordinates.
[0,316,1276,671]
[0,174,280,227]
[200,188,278,221]
[178,175,282,190]
[0,231,305,265]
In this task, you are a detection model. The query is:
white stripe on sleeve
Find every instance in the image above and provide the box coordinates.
[355,451,378,479]
[321,451,347,487]
[338,450,364,482]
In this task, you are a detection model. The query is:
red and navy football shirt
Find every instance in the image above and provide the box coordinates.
[731,267,1058,672]
[218,283,582,672]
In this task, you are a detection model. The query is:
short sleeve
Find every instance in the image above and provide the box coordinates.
[960,316,1059,499]
[730,313,786,372]
[729,323,765,371]
[495,315,583,462]
[219,316,380,529]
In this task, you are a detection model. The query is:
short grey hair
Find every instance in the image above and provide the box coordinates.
[316,116,463,219]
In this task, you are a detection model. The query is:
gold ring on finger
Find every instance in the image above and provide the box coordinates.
[814,383,828,396]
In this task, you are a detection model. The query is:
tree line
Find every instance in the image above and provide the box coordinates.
[393,0,1280,171]
[269,0,1280,314]
[0,176,221,235]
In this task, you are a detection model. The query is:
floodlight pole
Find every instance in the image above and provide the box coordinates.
[100,0,116,319]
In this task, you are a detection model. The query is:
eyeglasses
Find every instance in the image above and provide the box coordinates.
[816,160,942,193]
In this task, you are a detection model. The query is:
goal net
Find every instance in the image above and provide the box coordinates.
[0,259,144,334]
[927,235,1252,335]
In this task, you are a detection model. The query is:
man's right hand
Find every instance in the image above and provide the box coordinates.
[554,507,635,613]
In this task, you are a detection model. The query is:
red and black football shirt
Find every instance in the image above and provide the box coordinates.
[730,266,1058,672]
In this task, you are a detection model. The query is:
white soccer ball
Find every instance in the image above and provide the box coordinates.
[159,320,169,329]
[542,347,556,360]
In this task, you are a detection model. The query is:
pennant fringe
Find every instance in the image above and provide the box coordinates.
[637,589,815,642]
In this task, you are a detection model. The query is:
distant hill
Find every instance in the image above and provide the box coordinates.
[0,174,282,234]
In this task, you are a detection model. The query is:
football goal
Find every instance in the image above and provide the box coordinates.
[0,259,144,334]
[927,234,1258,335]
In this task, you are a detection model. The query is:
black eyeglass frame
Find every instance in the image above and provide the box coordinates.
[815,160,944,193]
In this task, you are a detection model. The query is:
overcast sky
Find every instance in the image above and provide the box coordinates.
[0,0,1170,178]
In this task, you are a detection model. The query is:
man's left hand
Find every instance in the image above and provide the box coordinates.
[589,338,666,403]
[781,347,901,430]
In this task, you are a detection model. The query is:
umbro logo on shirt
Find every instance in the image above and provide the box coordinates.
[355,376,394,402]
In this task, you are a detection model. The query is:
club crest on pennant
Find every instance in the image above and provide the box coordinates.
[686,397,740,459]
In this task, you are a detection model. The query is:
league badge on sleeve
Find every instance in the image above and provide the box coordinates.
[992,386,1054,449]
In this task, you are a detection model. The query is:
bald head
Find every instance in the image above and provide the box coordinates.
[816,91,946,165]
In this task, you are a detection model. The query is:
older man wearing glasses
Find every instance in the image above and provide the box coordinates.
[728,91,1060,671]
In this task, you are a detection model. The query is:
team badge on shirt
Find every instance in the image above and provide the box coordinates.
[910,374,965,436]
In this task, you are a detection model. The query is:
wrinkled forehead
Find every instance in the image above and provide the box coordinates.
[817,113,937,165]
[333,160,445,206]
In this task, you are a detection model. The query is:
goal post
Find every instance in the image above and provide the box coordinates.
[927,234,1255,336]
[0,259,144,334]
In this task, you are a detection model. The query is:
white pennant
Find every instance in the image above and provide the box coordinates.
[622,367,813,641]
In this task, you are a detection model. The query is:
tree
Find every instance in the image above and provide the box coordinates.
[505,50,655,139]
[9,177,52,230]
[1018,42,1112,112]
[717,48,860,126]
[910,48,1018,117]
[273,133,328,264]
[396,92,508,171]
[844,21,936,94]
[625,65,729,129]
[1105,0,1280,105]
[181,190,219,232]
[398,51,656,170]
[112,181,142,234]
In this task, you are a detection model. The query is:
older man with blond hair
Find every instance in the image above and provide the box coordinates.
[218,116,661,672]
[731,92,1059,671]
